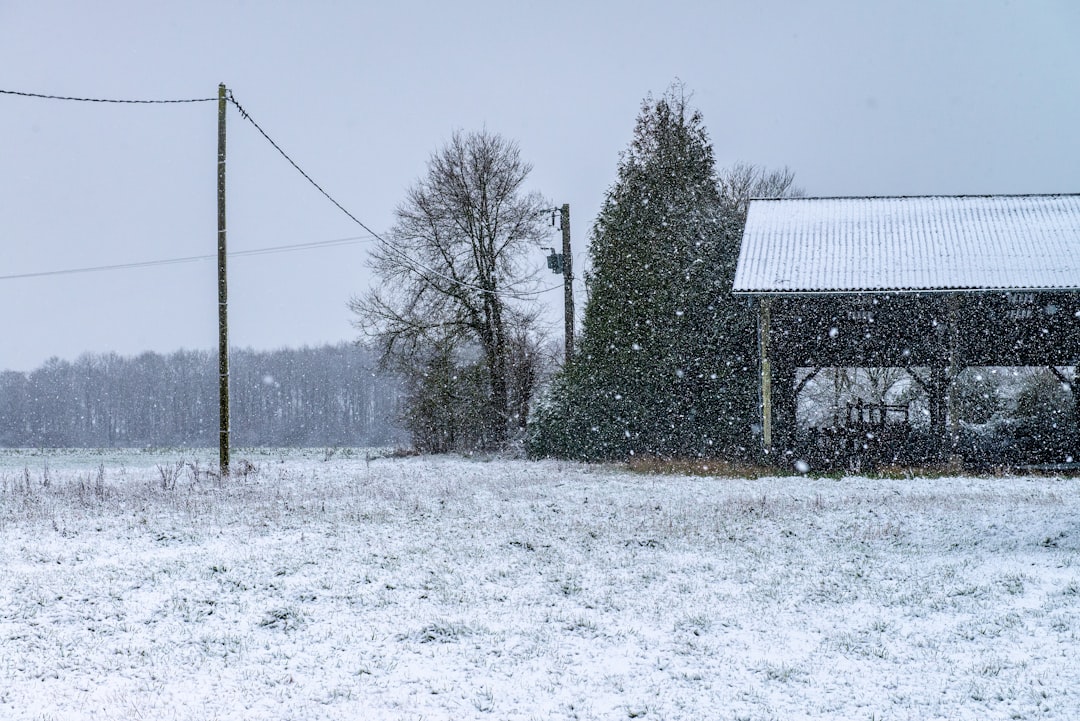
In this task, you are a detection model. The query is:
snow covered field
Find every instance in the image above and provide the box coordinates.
[1,449,1077,720]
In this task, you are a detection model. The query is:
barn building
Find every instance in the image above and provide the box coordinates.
[732,194,1080,468]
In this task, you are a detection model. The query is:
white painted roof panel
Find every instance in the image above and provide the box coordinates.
[732,195,1080,293]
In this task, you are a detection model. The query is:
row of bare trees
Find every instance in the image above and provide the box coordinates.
[0,344,402,448]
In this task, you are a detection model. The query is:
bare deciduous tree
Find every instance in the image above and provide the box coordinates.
[718,161,804,218]
[350,129,550,449]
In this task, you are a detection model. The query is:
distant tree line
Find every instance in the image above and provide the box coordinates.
[0,343,404,448]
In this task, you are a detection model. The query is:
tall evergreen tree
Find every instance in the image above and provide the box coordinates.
[530,86,756,460]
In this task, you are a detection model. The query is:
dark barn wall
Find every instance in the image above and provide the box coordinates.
[756,291,1080,466]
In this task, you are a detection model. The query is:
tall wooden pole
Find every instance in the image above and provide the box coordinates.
[560,203,574,363]
[947,293,960,459]
[759,297,773,459]
[217,83,230,476]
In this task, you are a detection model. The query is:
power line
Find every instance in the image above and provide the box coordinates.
[0,235,376,282]
[231,234,373,257]
[2,85,558,300]
[225,91,557,301]
[0,88,216,104]
[226,92,380,238]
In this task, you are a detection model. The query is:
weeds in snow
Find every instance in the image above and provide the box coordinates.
[0,450,1078,720]
[258,605,307,632]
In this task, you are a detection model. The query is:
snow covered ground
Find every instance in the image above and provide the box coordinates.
[1,449,1077,720]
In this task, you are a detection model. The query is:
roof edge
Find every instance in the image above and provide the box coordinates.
[732,286,1080,296]
[746,192,1080,203]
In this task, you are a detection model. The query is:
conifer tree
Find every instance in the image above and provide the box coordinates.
[530,85,757,460]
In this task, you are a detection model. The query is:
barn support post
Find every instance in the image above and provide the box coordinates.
[1074,375,1080,462]
[773,364,798,464]
[1049,366,1080,460]
[929,366,948,461]
[947,293,961,459]
[758,297,773,460]
[1071,371,1080,461]
[924,294,959,463]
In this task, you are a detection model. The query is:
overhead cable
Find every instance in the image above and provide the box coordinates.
[226,91,557,301]
[0,88,216,104]
[226,92,382,238]
[1,86,559,299]
[0,235,376,282]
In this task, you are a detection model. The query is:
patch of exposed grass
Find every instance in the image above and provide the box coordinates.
[624,455,1078,481]
[625,456,772,478]
[3,450,1079,720]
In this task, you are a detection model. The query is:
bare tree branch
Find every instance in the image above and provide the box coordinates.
[351,129,551,448]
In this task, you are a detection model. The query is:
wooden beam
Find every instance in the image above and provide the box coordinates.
[1048,366,1072,388]
[794,367,823,398]
[759,298,773,457]
[904,367,930,393]
[947,293,960,454]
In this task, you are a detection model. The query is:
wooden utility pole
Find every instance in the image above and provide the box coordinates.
[560,203,574,363]
[217,83,230,476]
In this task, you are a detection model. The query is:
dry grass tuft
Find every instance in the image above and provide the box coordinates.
[624,456,772,478]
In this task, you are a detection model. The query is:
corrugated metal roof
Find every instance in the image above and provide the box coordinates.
[732,195,1080,294]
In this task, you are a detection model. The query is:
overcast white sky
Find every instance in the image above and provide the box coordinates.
[2,0,1078,373]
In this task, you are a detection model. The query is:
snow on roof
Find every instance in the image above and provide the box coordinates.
[732,194,1080,294]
